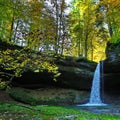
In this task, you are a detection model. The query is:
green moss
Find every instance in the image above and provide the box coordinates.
[8,88,39,105]
[0,103,120,120]
[8,88,89,105]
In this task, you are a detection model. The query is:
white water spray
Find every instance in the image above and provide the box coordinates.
[88,63,103,105]
[77,62,106,106]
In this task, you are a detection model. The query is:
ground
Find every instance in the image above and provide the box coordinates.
[0,88,120,120]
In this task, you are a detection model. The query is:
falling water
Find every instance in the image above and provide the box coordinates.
[89,63,103,105]
[101,61,104,103]
[77,62,106,106]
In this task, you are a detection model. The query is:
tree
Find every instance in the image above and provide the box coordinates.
[0,0,60,89]
[69,0,108,61]
[0,0,15,42]
[102,0,120,43]
[48,0,68,54]
[70,0,97,58]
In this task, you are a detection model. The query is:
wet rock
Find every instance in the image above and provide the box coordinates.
[104,42,120,91]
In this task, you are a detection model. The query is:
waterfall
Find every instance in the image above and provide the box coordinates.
[101,60,104,103]
[77,62,106,106]
[89,63,102,105]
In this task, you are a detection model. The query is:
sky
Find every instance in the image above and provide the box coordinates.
[66,0,72,4]
[65,0,72,14]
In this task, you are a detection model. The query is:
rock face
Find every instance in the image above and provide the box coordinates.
[0,41,97,90]
[104,42,120,91]
[55,58,97,90]
[13,43,120,91]
[1,41,120,92]
[12,57,97,90]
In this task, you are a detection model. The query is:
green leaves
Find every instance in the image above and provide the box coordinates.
[101,0,120,43]
[69,0,110,62]
[0,42,60,84]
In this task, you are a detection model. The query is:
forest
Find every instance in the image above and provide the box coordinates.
[0,0,120,119]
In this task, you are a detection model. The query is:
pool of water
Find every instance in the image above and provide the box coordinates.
[67,104,120,115]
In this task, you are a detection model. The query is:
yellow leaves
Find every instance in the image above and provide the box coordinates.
[29,0,41,4]
[35,61,60,81]
[106,0,120,3]
[0,80,6,90]
[74,1,88,17]
[74,2,80,7]
[81,5,88,11]
[70,0,108,60]
[41,62,58,73]
[34,69,39,72]
[20,60,27,68]
[0,50,14,64]
[0,45,59,81]
[29,0,44,15]
[90,16,96,24]
[3,49,11,55]
[104,0,120,10]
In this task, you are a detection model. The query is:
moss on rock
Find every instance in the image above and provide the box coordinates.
[8,87,89,105]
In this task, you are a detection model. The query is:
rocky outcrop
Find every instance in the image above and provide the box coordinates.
[0,41,97,90]
[2,41,120,92]
[12,57,97,90]
[104,42,120,91]
[104,42,120,73]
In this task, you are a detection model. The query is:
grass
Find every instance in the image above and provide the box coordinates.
[0,103,120,120]
[1,88,120,119]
